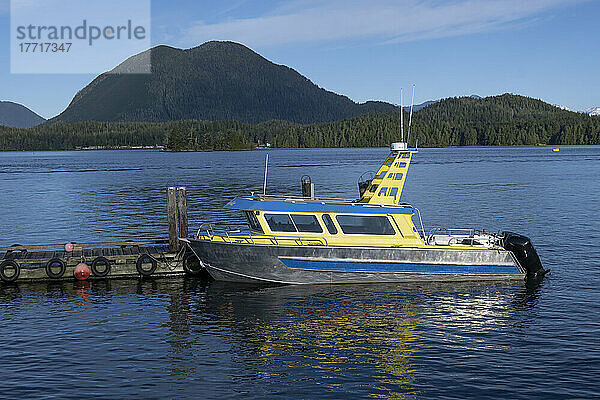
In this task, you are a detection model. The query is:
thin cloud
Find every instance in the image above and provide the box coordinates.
[214,0,251,17]
[178,0,583,48]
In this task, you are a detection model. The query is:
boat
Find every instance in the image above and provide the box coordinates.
[552,148,560,152]
[185,86,546,285]
[184,139,546,284]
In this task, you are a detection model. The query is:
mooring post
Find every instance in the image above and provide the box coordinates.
[176,187,188,241]
[301,175,314,198]
[166,187,179,252]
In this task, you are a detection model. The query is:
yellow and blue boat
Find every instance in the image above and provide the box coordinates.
[185,142,546,284]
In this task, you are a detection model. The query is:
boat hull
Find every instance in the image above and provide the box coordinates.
[186,240,525,284]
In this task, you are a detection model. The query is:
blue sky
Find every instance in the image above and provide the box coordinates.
[1,0,599,119]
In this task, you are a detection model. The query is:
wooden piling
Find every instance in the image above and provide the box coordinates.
[167,187,179,252]
[176,187,188,240]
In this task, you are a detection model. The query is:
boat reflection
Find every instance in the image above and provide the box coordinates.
[184,279,541,398]
[0,278,544,399]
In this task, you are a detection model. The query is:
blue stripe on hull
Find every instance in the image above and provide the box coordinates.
[279,258,522,275]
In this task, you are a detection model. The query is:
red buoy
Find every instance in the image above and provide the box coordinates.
[74,263,90,281]
[65,243,74,252]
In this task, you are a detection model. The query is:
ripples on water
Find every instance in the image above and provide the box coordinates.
[1,147,599,399]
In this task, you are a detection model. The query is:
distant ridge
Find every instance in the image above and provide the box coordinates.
[405,100,438,111]
[0,101,46,128]
[51,41,398,124]
[4,93,599,151]
[401,95,480,112]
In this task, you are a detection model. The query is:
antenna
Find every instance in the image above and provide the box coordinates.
[400,88,404,143]
[263,153,269,195]
[407,84,415,147]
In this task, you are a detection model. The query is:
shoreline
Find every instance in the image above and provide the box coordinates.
[1,143,592,153]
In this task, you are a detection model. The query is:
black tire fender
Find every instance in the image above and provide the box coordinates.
[45,258,66,279]
[91,256,111,277]
[183,252,204,275]
[0,260,20,282]
[136,254,157,276]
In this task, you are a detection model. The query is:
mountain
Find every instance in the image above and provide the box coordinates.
[585,107,600,116]
[410,100,438,111]
[0,101,46,128]
[51,41,398,125]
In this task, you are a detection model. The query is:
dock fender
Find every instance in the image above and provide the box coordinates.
[502,232,546,279]
[0,260,20,282]
[136,254,157,276]
[91,256,111,277]
[45,258,66,279]
[183,252,204,275]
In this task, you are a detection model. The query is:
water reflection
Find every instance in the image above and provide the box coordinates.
[189,280,534,398]
[0,278,542,399]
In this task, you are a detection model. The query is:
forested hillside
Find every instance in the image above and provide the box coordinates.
[2,94,598,151]
[50,41,397,125]
[167,94,600,149]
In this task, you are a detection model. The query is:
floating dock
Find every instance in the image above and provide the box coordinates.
[0,187,205,283]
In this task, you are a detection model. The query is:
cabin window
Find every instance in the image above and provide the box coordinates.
[265,214,296,232]
[399,162,407,168]
[401,153,411,159]
[290,214,323,233]
[395,173,404,180]
[385,158,394,166]
[378,187,388,196]
[245,211,263,233]
[389,187,398,201]
[336,215,396,235]
[376,170,388,180]
[321,214,338,234]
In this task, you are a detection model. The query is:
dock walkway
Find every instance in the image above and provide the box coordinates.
[0,240,193,282]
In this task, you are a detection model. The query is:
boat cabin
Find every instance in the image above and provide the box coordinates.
[194,145,503,251]
[221,195,425,247]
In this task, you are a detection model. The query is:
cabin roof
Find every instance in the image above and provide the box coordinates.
[224,195,415,215]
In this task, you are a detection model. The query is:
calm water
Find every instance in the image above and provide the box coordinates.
[1,147,599,399]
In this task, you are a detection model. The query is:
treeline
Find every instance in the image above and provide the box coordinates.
[0,120,254,151]
[247,95,600,148]
[0,121,165,151]
[1,94,599,151]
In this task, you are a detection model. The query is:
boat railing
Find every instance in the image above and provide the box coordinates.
[428,227,478,237]
[252,193,357,203]
[196,223,241,240]
[195,223,328,247]
[426,227,503,247]
[249,193,413,208]
[413,207,427,240]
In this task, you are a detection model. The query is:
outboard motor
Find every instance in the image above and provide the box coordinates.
[502,232,547,279]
